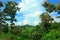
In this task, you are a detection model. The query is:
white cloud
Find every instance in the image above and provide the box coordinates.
[54,18,60,22]
[50,12,60,22]
[24,10,42,18]
[15,22,23,25]
[20,10,42,25]
[16,0,46,26]
[34,20,39,25]
[17,0,45,12]
[23,19,29,25]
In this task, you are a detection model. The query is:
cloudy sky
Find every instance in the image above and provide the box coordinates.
[1,0,60,26]
[16,0,46,25]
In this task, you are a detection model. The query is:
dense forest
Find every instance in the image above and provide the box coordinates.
[0,0,60,40]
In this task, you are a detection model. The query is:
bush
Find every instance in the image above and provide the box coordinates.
[41,29,60,40]
[10,26,22,35]
[2,23,9,33]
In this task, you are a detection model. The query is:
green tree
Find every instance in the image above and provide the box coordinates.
[40,12,54,29]
[0,1,3,7]
[42,1,60,18]
[10,26,22,35]
[42,2,56,13]
[0,1,3,28]
[0,1,7,30]
[40,1,60,40]
[2,23,8,33]
[3,1,20,26]
[0,1,20,33]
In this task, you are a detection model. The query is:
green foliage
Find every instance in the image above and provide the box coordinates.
[2,23,9,33]
[3,1,20,26]
[0,22,60,40]
[30,31,41,40]
[56,3,60,10]
[40,12,54,30]
[42,1,60,18]
[10,26,22,35]
[0,0,60,40]
[40,12,54,23]
[0,1,3,7]
[41,29,60,40]
[42,2,56,13]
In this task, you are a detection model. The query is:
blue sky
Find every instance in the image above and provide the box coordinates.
[48,0,60,5]
[0,0,60,26]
